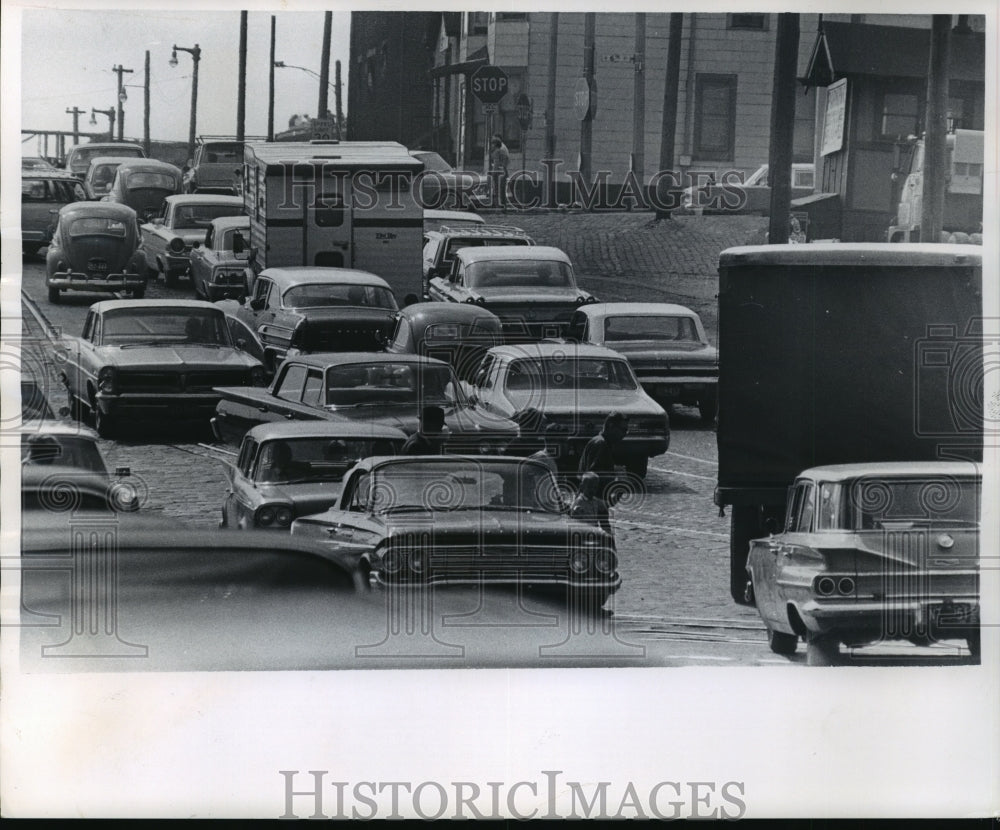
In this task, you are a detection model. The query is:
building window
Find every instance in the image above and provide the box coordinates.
[694,74,736,161]
[466,12,488,35]
[880,92,919,140]
[728,13,768,30]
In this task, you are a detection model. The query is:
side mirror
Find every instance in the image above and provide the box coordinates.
[250,296,265,311]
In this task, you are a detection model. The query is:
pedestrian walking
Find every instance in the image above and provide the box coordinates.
[488,134,510,209]
[401,405,447,455]
[570,471,614,541]
[578,411,629,505]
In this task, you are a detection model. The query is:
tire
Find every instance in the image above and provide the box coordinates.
[729,505,758,605]
[805,632,841,666]
[164,265,178,288]
[69,394,87,422]
[48,286,61,304]
[94,406,116,440]
[768,628,799,656]
[698,390,718,423]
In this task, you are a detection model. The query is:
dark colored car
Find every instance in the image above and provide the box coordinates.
[384,302,503,382]
[190,216,253,301]
[221,421,407,530]
[104,159,184,222]
[82,156,143,200]
[291,455,621,605]
[184,139,245,194]
[746,461,982,665]
[21,171,87,256]
[411,150,489,209]
[211,352,519,451]
[44,201,146,303]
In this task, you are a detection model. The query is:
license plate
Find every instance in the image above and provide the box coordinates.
[930,603,974,626]
[88,259,109,273]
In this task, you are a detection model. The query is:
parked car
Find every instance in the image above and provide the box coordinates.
[228,266,399,370]
[291,455,621,605]
[21,170,86,256]
[64,141,145,178]
[411,150,489,209]
[57,299,267,438]
[422,224,533,295]
[22,156,56,171]
[183,138,244,194]
[384,301,503,383]
[104,159,184,223]
[189,216,253,301]
[564,302,718,420]
[423,209,485,234]
[21,378,56,421]
[429,246,597,341]
[82,155,144,200]
[140,194,244,286]
[681,162,815,214]
[21,420,141,511]
[745,461,982,665]
[220,421,407,531]
[466,342,669,476]
[211,352,519,451]
[44,201,146,303]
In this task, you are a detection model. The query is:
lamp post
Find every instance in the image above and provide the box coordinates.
[90,107,116,141]
[112,64,134,141]
[170,43,201,164]
[274,60,339,132]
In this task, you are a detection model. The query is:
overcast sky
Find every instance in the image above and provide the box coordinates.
[18,6,351,147]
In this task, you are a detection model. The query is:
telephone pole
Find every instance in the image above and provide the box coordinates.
[579,13,596,185]
[319,12,332,119]
[267,16,276,141]
[65,107,85,145]
[237,11,248,140]
[335,59,344,139]
[656,13,683,218]
[544,12,559,207]
[112,64,134,141]
[143,51,151,156]
[766,13,800,244]
[920,15,951,243]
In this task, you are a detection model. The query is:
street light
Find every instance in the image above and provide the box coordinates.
[90,107,116,140]
[274,59,341,136]
[170,43,201,164]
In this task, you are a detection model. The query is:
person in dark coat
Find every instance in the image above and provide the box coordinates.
[578,411,629,505]
[401,405,447,455]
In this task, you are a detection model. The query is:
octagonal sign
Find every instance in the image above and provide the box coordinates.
[470,65,509,105]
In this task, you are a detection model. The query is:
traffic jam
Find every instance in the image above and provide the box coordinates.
[16,17,987,672]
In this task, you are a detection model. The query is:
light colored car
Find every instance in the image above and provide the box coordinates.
[564,302,718,421]
[189,215,253,301]
[22,156,56,171]
[745,461,981,665]
[20,170,87,256]
[64,141,145,178]
[184,139,244,194]
[412,150,489,210]
[82,155,143,200]
[141,193,244,286]
[423,209,485,234]
[422,224,533,294]
[682,163,815,214]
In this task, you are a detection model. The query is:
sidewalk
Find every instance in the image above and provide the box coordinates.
[478,211,766,341]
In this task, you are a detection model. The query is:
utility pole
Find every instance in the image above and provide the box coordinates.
[335,60,344,139]
[544,12,559,207]
[920,15,951,243]
[237,10,247,141]
[143,51,151,156]
[112,64,134,141]
[656,13,683,218]
[319,12,332,119]
[580,13,596,185]
[632,14,646,184]
[268,16,276,141]
[65,107,85,145]
[766,13,800,244]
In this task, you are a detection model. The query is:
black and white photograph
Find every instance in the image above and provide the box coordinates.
[2,0,997,818]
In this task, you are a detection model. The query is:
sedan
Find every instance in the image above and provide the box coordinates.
[681,163,815,214]
[746,461,981,665]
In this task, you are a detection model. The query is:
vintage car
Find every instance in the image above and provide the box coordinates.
[21,378,57,421]
[384,301,503,383]
[189,216,252,301]
[211,352,519,451]
[44,202,146,303]
[681,162,815,214]
[411,150,490,210]
[82,155,144,200]
[227,266,399,370]
[564,302,719,421]
[21,170,87,256]
[184,138,244,195]
[428,246,598,340]
[21,420,141,511]
[291,455,621,604]
[104,159,184,223]
[140,193,244,286]
[745,462,982,665]
[64,141,145,178]
[466,342,669,476]
[421,224,533,295]
[423,209,485,235]
[57,299,267,438]
[220,421,407,530]
[22,156,56,171]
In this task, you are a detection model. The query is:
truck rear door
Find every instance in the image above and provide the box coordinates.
[305,167,351,268]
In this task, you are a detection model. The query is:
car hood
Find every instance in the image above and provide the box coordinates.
[505,388,664,416]
[99,344,259,370]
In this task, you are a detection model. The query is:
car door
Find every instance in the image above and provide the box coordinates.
[224,435,258,526]
[242,277,276,342]
[750,483,811,628]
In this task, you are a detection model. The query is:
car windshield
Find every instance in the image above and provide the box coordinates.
[325,363,460,406]
[100,307,231,346]
[126,172,178,191]
[253,437,395,484]
[466,260,575,290]
[172,203,241,229]
[505,357,637,392]
[69,217,128,237]
[201,143,242,163]
[283,283,397,310]
[371,459,562,514]
[414,151,452,173]
[846,476,981,530]
[21,434,108,475]
[603,315,700,343]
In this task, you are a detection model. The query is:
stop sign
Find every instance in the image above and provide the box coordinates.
[470,65,509,105]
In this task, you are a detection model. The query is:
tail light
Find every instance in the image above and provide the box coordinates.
[169,237,186,254]
[255,504,292,528]
[594,549,617,575]
[816,576,836,596]
[837,577,856,596]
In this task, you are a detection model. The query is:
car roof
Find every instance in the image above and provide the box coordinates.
[209,215,251,231]
[719,243,981,268]
[57,201,137,221]
[90,298,223,313]
[796,461,982,482]
[21,419,101,440]
[115,159,183,175]
[455,245,570,264]
[283,352,449,370]
[356,454,552,472]
[21,170,83,182]
[430,225,530,240]
[487,342,628,360]
[424,209,485,225]
[69,142,143,153]
[163,194,244,207]
[398,302,501,325]
[258,266,391,290]
[246,421,407,442]
[574,302,699,318]
[86,155,150,168]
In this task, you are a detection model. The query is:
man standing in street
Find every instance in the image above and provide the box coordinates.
[578,411,629,505]
[401,405,447,455]
[489,134,510,209]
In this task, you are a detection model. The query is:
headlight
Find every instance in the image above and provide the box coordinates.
[382,549,404,574]
[478,441,493,455]
[169,237,186,254]
[250,366,267,386]
[108,481,138,512]
[594,549,617,575]
[464,297,478,304]
[256,506,275,526]
[409,550,427,574]
[568,550,590,574]
[97,366,117,394]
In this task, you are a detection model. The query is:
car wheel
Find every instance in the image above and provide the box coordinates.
[805,632,841,666]
[625,456,648,478]
[698,391,718,423]
[94,406,116,440]
[68,394,86,422]
[47,286,61,304]
[768,628,798,656]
